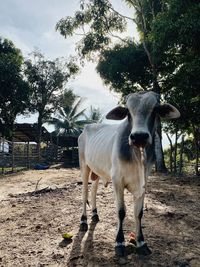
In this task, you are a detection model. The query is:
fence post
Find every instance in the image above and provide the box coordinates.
[27,142,30,169]
[12,138,14,172]
[1,138,4,174]
[56,136,59,162]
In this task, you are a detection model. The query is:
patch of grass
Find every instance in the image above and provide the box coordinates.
[0,166,27,175]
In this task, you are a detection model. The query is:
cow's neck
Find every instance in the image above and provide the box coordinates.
[118,119,133,162]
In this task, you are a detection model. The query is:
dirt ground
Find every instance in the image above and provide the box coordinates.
[0,167,199,267]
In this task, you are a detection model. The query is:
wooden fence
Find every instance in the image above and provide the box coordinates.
[0,138,79,173]
[0,138,39,173]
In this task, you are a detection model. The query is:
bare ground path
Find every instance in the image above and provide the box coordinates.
[0,168,199,267]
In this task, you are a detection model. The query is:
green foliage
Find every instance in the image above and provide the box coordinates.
[97,41,152,96]
[152,1,200,131]
[124,0,164,34]
[49,91,102,135]
[164,136,199,173]
[0,37,30,137]
[60,89,77,114]
[56,0,126,59]
[151,1,200,174]
[49,95,87,136]
[24,51,79,128]
[123,0,166,93]
[152,1,200,56]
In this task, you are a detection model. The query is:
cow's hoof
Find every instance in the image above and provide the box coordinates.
[118,256,129,265]
[79,222,88,232]
[115,245,126,258]
[137,243,152,255]
[92,214,99,223]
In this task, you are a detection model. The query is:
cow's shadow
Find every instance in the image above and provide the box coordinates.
[67,221,98,266]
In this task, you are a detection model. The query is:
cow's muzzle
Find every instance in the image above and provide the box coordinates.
[129,132,150,148]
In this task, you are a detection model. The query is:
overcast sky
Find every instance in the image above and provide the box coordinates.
[0,0,138,121]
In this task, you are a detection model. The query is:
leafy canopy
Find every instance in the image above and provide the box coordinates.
[56,0,127,59]
[24,51,79,126]
[151,0,200,132]
[0,37,30,137]
[97,41,152,97]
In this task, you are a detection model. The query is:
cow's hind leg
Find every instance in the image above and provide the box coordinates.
[91,175,100,223]
[80,164,90,231]
[134,195,151,255]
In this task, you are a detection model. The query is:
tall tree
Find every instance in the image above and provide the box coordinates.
[57,0,164,91]
[56,0,167,171]
[123,0,168,171]
[24,51,79,157]
[0,37,30,138]
[124,0,164,92]
[151,0,200,175]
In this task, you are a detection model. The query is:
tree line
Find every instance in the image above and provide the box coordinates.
[0,39,101,154]
[56,0,200,175]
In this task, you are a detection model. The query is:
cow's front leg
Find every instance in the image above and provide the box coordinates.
[134,194,151,255]
[113,180,126,257]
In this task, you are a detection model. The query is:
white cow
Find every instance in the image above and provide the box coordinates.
[78,91,180,256]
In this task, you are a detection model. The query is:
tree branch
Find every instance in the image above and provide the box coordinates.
[104,2,135,22]
[108,32,129,44]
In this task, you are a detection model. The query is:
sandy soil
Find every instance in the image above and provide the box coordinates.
[0,168,199,267]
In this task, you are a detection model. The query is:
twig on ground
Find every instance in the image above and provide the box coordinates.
[35,177,43,192]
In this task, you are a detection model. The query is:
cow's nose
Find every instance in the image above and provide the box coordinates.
[130,132,150,147]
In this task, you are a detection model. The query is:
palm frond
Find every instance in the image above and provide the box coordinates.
[72,108,87,120]
[69,97,85,118]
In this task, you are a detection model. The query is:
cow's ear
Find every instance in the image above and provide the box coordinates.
[155,103,180,119]
[106,107,128,120]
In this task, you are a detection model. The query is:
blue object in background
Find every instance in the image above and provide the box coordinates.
[34,164,49,170]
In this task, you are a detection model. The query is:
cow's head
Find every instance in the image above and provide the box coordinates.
[106,91,180,148]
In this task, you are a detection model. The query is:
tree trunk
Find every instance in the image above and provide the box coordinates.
[154,117,167,172]
[192,125,200,176]
[142,39,167,172]
[174,128,178,173]
[166,133,173,172]
[178,135,185,175]
[195,142,200,176]
[12,138,14,172]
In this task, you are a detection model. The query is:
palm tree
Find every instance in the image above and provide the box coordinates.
[86,106,102,123]
[49,96,87,136]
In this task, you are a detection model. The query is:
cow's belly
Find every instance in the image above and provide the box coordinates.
[84,126,116,180]
[85,145,112,180]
